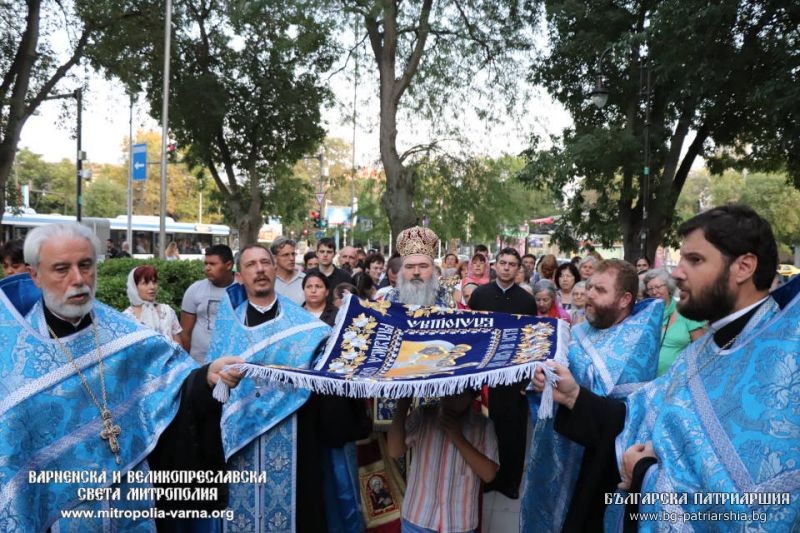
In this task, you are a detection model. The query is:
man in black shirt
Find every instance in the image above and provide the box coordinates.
[469,247,537,499]
[312,237,354,303]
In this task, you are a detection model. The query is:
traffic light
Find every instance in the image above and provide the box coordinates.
[320,218,328,229]
[310,210,320,228]
[167,142,178,163]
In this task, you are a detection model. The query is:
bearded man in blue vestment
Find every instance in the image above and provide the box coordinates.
[521,259,662,532]
[210,244,368,533]
[0,223,243,533]
[532,205,800,531]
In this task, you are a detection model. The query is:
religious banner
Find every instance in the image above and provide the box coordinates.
[214,296,569,417]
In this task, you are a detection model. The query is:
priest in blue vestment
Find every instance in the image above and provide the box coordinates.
[521,259,662,532]
[532,205,800,531]
[0,223,243,532]
[209,243,368,533]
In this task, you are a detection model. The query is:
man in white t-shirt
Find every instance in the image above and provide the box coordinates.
[271,236,305,305]
[180,244,235,363]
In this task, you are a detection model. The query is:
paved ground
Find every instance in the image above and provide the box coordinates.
[481,414,532,531]
[482,490,522,531]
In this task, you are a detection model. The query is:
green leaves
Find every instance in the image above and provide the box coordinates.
[522,0,800,260]
[84,0,336,242]
[96,257,206,311]
[412,154,559,244]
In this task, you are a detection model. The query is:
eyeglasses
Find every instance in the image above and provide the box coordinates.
[646,283,668,293]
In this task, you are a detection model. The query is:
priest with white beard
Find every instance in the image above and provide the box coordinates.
[384,226,450,307]
[357,226,449,531]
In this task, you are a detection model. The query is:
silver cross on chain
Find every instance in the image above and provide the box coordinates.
[100,408,122,464]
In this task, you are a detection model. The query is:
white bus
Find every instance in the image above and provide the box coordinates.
[1,210,235,259]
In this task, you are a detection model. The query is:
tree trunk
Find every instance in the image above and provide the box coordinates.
[364,0,432,249]
[620,215,642,263]
[380,139,417,246]
[236,174,263,246]
[0,0,41,222]
[236,212,261,247]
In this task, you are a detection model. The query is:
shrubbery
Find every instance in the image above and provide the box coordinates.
[97,258,206,311]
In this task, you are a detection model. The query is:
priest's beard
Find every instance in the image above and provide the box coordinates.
[397,275,439,306]
[585,298,625,330]
[677,266,735,323]
[43,284,96,320]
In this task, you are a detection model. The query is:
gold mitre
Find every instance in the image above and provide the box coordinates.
[396,226,439,258]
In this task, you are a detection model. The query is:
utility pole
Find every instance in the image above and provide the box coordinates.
[127,94,134,249]
[350,15,359,246]
[158,0,173,259]
[75,89,83,221]
[43,89,83,220]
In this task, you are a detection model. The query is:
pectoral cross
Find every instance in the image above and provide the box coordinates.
[100,409,122,464]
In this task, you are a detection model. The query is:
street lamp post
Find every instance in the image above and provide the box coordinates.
[640,63,652,261]
[590,49,653,260]
[43,89,83,221]
[589,48,612,110]
[316,150,328,216]
[127,94,134,251]
[158,0,173,259]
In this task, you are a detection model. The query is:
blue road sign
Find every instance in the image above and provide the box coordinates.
[132,143,147,181]
[315,230,325,239]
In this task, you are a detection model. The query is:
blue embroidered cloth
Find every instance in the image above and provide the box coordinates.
[0,272,41,317]
[225,296,569,400]
[521,298,663,533]
[0,290,196,532]
[210,287,330,532]
[605,277,800,531]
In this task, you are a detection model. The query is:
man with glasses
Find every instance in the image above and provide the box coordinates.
[271,236,305,305]
[469,247,537,499]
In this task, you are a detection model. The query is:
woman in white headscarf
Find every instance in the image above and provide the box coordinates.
[123,264,182,343]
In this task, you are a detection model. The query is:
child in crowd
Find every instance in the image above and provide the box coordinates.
[388,390,499,533]
[1,239,26,276]
[332,282,358,307]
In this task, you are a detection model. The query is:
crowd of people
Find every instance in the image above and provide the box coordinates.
[0,202,798,532]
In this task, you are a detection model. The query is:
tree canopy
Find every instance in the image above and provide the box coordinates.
[302,151,560,251]
[677,169,800,259]
[10,134,226,223]
[1,0,144,222]
[86,0,337,244]
[412,154,559,245]
[518,0,800,262]
[342,0,539,242]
